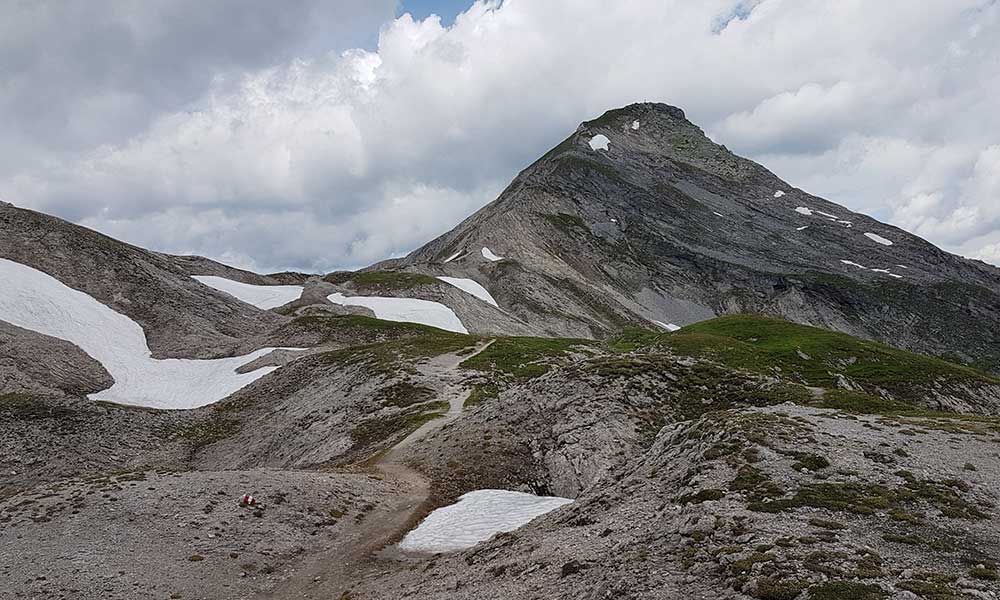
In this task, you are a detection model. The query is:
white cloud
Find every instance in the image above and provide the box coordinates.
[3,0,1000,270]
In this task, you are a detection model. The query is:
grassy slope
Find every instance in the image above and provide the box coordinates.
[610,315,999,408]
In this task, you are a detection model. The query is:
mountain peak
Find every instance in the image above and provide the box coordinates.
[583,102,688,129]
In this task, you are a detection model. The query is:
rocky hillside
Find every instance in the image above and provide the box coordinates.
[3,103,1000,600]
[378,103,1000,372]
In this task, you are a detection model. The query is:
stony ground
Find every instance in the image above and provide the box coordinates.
[4,318,1000,599]
[0,469,400,600]
[351,404,1000,600]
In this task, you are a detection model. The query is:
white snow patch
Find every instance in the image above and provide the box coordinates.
[436,277,498,307]
[794,207,813,216]
[713,212,724,217]
[398,490,572,553]
[815,210,840,220]
[654,320,681,332]
[0,258,281,409]
[864,232,894,246]
[840,260,868,270]
[481,247,504,262]
[327,292,467,334]
[872,269,904,279]
[631,120,640,130]
[610,218,618,223]
[796,226,810,231]
[837,220,854,228]
[588,134,610,151]
[897,265,910,269]
[443,250,463,263]
[774,190,786,198]
[192,276,303,310]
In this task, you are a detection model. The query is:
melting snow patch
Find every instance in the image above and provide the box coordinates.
[192,276,303,310]
[840,260,868,270]
[797,226,810,231]
[774,191,786,198]
[713,212,724,217]
[654,320,681,332]
[631,120,640,130]
[436,277,499,307]
[864,233,894,246]
[589,134,610,151]
[481,247,504,262]
[327,292,467,334]
[398,490,572,553]
[815,210,840,220]
[0,258,282,409]
[443,250,463,263]
[794,207,813,216]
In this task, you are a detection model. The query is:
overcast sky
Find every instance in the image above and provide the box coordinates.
[2,0,999,272]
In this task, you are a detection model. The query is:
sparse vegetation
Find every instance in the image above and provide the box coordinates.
[462,336,592,379]
[323,270,439,290]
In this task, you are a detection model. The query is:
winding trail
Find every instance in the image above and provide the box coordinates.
[253,339,495,599]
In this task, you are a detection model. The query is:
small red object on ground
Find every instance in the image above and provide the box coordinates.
[239,494,256,507]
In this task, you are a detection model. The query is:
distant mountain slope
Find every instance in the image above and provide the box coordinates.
[378,103,1000,372]
[0,203,286,359]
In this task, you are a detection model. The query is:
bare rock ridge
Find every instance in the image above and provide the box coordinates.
[384,102,1000,371]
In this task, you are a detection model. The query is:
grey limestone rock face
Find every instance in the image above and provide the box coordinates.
[384,103,1000,371]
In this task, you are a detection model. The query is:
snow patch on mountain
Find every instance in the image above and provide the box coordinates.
[588,134,610,151]
[0,258,281,409]
[774,190,785,198]
[654,320,681,332]
[631,120,640,130]
[864,233,894,246]
[398,490,572,553]
[327,292,467,333]
[795,207,813,216]
[443,250,463,263]
[437,277,498,307]
[481,247,504,262]
[192,275,303,310]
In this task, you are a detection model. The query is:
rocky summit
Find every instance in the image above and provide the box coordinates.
[2,104,1000,600]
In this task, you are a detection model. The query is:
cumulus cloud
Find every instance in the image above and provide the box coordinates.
[2,0,999,271]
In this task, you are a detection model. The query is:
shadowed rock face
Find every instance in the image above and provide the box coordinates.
[384,103,1000,371]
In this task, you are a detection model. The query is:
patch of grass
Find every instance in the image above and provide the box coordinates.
[807,581,886,600]
[542,212,590,236]
[0,394,74,420]
[753,577,806,600]
[323,270,439,291]
[751,474,989,521]
[897,578,956,599]
[969,566,998,581]
[349,401,448,455]
[462,336,592,379]
[628,315,1000,409]
[375,381,436,408]
[175,416,239,451]
[465,383,499,407]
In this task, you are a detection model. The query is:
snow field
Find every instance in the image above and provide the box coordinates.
[436,277,499,307]
[589,134,610,151]
[481,247,504,262]
[327,292,468,333]
[864,232,894,246]
[192,275,303,309]
[0,258,281,409]
[398,490,573,553]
